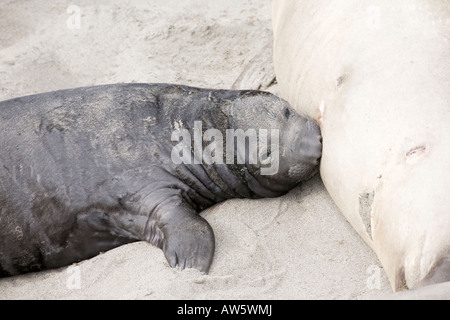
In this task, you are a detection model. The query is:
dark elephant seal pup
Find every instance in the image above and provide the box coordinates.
[0,83,321,277]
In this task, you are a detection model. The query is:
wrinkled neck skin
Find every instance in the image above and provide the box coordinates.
[175,113,319,206]
[154,87,319,209]
[159,98,295,209]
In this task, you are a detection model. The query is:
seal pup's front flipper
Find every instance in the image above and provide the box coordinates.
[158,204,215,273]
[115,183,215,274]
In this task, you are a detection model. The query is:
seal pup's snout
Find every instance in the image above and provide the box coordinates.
[282,117,322,182]
[298,120,322,166]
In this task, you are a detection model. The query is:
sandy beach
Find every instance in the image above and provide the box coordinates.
[0,0,397,299]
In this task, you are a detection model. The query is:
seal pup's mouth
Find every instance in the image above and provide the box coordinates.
[296,119,322,166]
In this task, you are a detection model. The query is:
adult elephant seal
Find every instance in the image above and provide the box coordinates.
[272,0,450,291]
[0,83,321,277]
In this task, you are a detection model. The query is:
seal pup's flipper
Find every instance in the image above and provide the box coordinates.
[116,184,215,274]
[158,205,215,273]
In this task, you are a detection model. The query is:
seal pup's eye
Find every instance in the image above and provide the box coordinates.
[284,108,291,119]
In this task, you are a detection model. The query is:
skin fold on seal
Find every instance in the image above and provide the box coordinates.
[0,83,322,277]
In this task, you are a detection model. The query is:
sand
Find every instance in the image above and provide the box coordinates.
[0,0,400,299]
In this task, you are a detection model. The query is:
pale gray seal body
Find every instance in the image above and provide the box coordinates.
[0,83,321,276]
